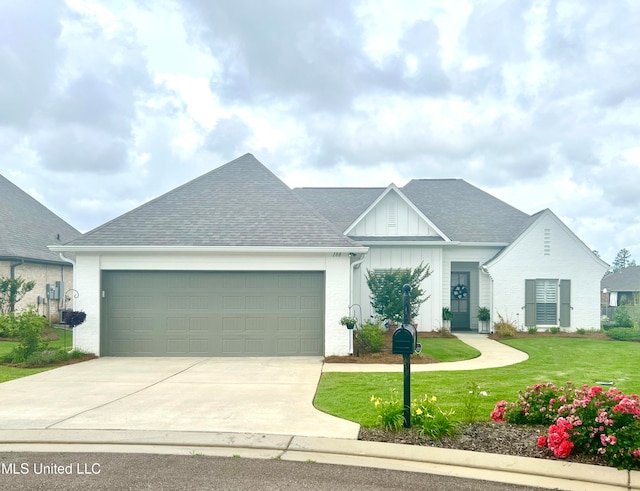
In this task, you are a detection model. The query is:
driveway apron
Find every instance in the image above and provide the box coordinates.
[0,357,360,439]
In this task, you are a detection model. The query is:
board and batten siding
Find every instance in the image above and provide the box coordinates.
[485,212,607,330]
[349,192,440,237]
[71,251,353,356]
[352,246,443,331]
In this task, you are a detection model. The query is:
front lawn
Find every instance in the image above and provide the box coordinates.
[418,336,480,362]
[0,327,77,383]
[315,337,640,427]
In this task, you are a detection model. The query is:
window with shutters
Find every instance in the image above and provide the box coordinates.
[525,279,571,327]
[535,279,558,325]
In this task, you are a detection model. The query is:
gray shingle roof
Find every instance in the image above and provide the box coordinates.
[602,266,640,292]
[295,179,531,243]
[291,187,384,232]
[0,174,81,263]
[66,154,359,248]
[401,179,530,242]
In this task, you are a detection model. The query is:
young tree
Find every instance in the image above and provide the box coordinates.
[612,248,636,272]
[365,262,431,324]
[0,277,36,314]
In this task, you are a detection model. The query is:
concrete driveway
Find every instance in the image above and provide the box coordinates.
[0,357,359,439]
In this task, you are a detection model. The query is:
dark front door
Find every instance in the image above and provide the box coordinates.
[451,272,470,330]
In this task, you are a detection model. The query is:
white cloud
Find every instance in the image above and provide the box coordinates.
[0,0,639,264]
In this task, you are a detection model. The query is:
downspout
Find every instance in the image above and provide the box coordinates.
[10,259,24,279]
[348,252,366,356]
[349,253,366,317]
[58,253,77,349]
[480,264,493,334]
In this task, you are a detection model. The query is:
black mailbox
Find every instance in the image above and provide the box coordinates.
[392,324,417,355]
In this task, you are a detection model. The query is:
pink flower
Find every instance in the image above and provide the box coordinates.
[555,440,574,458]
[537,436,547,447]
[491,400,507,422]
[589,386,603,397]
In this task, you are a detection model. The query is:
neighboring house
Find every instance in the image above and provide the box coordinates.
[601,266,640,307]
[0,174,81,322]
[51,154,608,358]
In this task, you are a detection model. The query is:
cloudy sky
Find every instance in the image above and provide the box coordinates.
[1,0,639,264]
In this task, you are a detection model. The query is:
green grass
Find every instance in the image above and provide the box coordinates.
[0,327,73,383]
[417,337,480,362]
[314,337,640,427]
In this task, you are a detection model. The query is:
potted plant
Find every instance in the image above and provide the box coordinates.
[442,307,453,330]
[478,307,490,333]
[340,316,358,330]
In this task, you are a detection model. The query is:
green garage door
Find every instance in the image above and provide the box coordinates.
[101,271,325,357]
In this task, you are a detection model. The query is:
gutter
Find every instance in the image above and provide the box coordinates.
[48,245,370,254]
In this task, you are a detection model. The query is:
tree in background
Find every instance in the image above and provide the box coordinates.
[612,248,636,273]
[0,277,36,314]
[365,262,431,324]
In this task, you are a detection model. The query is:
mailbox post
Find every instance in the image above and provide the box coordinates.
[391,284,415,428]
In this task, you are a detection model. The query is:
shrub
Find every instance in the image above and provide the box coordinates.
[576,328,587,335]
[554,385,640,469]
[606,328,640,342]
[22,348,88,366]
[549,327,561,334]
[355,321,386,354]
[491,382,576,425]
[365,263,432,323]
[527,326,538,334]
[493,382,640,470]
[493,313,517,338]
[8,306,48,362]
[614,305,634,328]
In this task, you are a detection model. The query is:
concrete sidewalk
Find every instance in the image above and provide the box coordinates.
[0,429,636,491]
[322,333,529,372]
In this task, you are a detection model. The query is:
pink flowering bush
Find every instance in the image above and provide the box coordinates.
[493,382,640,470]
[490,382,575,425]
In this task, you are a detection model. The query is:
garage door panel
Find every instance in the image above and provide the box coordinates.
[102,271,324,357]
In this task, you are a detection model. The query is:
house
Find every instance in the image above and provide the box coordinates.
[602,266,640,307]
[51,154,608,357]
[295,183,608,334]
[0,173,81,322]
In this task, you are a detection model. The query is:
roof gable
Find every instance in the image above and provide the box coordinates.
[484,209,609,270]
[64,154,360,249]
[0,174,81,263]
[344,184,448,239]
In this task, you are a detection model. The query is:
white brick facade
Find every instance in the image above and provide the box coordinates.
[485,211,608,330]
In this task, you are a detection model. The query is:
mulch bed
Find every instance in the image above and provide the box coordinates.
[358,422,610,466]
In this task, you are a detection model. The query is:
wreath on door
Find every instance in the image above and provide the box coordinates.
[452,284,468,299]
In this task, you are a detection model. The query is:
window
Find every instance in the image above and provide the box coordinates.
[525,279,571,327]
[535,279,557,325]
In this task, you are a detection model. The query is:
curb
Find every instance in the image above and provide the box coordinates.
[0,430,638,491]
